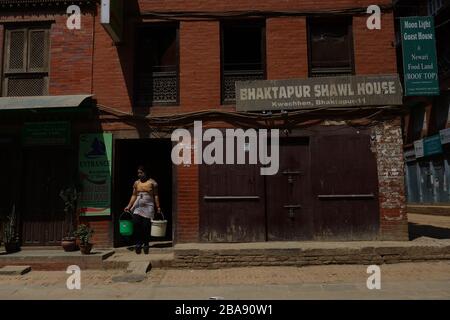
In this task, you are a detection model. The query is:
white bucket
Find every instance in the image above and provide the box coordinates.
[151,212,168,237]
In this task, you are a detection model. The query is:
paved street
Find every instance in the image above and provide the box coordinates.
[0,213,449,300]
[1,262,450,300]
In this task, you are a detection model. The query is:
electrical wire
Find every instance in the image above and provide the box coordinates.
[95,103,405,132]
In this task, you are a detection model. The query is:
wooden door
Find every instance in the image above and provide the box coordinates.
[311,134,380,240]
[266,138,313,240]
[200,162,266,242]
[0,139,18,243]
[21,148,72,246]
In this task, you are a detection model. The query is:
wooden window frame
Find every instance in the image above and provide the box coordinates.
[133,23,180,108]
[220,20,267,105]
[2,25,50,97]
[307,17,355,77]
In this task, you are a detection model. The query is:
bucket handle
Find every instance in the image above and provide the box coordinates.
[156,210,165,221]
[119,211,133,221]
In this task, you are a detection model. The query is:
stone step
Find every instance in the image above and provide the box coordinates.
[0,265,31,275]
[103,252,174,270]
[172,239,450,269]
[0,250,115,271]
[127,261,151,274]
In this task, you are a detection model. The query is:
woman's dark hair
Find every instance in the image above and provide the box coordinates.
[137,165,149,176]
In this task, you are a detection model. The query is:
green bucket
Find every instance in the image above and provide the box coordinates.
[119,211,134,236]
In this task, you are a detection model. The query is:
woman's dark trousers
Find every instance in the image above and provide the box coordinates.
[132,214,151,248]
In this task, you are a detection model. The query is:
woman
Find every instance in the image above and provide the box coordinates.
[124,165,162,254]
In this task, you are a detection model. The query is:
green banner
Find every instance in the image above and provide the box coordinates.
[400,16,439,96]
[78,133,113,216]
[423,134,443,157]
[22,121,70,146]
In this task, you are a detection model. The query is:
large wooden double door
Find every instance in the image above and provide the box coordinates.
[200,137,312,242]
[200,134,380,242]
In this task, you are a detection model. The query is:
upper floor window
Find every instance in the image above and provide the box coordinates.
[308,17,354,77]
[221,21,266,104]
[428,0,444,16]
[135,24,179,107]
[2,26,50,97]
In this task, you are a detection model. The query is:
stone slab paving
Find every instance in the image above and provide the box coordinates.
[0,261,449,300]
[127,261,152,274]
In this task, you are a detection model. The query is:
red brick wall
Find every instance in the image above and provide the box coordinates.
[91,4,402,244]
[49,12,94,95]
[0,2,406,245]
[179,21,221,111]
[266,17,308,80]
[0,8,114,248]
[176,163,200,243]
[92,8,134,112]
[0,9,95,95]
[354,12,398,74]
[372,118,409,240]
[91,1,398,113]
[78,217,113,249]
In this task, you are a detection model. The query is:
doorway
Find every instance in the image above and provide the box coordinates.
[113,139,173,247]
[200,137,313,242]
[199,134,380,242]
[20,147,73,246]
[0,138,18,243]
[266,137,313,240]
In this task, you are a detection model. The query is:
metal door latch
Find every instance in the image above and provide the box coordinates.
[282,170,303,184]
[283,205,302,218]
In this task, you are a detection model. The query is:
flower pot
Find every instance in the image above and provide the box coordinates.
[5,242,21,254]
[79,243,93,255]
[61,237,78,252]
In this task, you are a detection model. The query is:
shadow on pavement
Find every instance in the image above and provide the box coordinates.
[409,222,450,240]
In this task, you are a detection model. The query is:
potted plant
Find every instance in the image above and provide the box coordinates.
[74,224,94,255]
[3,205,20,254]
[59,186,79,252]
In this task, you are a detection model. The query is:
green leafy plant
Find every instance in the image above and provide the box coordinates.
[73,224,94,245]
[59,186,79,238]
[3,205,19,244]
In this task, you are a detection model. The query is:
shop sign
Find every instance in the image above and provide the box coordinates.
[235,74,403,112]
[440,128,450,145]
[424,134,443,156]
[101,0,123,43]
[414,139,424,158]
[22,121,70,146]
[78,133,113,216]
[400,16,439,96]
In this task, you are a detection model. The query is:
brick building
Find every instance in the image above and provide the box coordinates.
[395,0,450,214]
[0,0,408,248]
